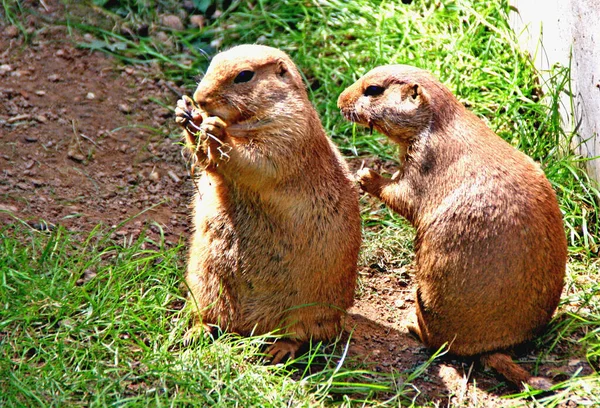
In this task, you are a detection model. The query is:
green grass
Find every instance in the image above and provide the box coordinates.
[0,225,439,406]
[2,0,600,406]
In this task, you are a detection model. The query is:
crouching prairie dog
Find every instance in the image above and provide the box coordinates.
[174,45,361,363]
[337,65,567,388]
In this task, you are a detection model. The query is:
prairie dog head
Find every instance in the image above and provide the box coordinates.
[338,65,440,143]
[193,45,308,132]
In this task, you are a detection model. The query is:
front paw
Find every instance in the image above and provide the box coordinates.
[201,116,228,141]
[355,167,382,196]
[175,95,203,131]
[202,116,232,162]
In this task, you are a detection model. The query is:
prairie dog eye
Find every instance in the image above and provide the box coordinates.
[363,85,385,97]
[234,70,255,84]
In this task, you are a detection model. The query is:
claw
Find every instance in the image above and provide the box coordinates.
[265,339,302,365]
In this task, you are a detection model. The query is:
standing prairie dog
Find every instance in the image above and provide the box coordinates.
[175,45,361,363]
[337,64,567,388]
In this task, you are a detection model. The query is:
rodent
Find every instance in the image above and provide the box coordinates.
[174,44,361,363]
[337,64,567,388]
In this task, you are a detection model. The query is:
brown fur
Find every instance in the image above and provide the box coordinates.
[338,65,567,388]
[174,45,361,361]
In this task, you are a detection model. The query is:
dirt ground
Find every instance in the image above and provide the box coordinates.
[0,5,591,406]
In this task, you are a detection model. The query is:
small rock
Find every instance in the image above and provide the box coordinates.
[31,221,55,232]
[31,179,45,187]
[118,103,132,114]
[34,115,47,123]
[0,204,18,212]
[4,25,19,38]
[190,15,205,29]
[24,160,35,169]
[155,107,171,118]
[160,15,184,30]
[83,33,94,41]
[149,170,160,181]
[394,298,405,308]
[68,150,85,162]
[0,64,12,75]
[48,74,61,82]
[76,269,97,286]
[155,31,170,44]
[12,70,30,77]
[16,182,32,191]
[124,67,134,75]
[24,135,38,143]
[86,92,95,100]
[35,90,46,96]
[55,49,66,58]
[167,170,181,183]
[58,318,74,328]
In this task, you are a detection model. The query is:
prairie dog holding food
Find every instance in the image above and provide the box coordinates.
[337,64,567,388]
[175,45,361,363]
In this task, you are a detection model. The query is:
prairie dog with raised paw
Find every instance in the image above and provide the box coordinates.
[338,64,567,389]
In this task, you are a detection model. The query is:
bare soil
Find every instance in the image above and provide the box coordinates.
[0,4,591,406]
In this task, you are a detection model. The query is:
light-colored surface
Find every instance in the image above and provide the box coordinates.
[509,0,600,184]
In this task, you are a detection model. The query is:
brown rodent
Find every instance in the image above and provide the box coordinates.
[174,44,361,363]
[337,64,567,388]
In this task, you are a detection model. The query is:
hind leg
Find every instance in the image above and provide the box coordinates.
[407,287,433,347]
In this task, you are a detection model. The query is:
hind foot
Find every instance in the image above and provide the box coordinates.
[406,312,424,341]
[265,339,303,365]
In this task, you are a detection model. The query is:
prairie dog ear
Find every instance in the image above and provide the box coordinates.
[403,82,428,104]
[276,59,288,76]
[411,83,421,99]
[276,58,303,87]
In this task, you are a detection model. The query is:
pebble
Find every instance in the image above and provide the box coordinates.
[76,269,97,286]
[48,74,61,82]
[16,182,32,190]
[167,170,181,183]
[86,92,95,100]
[4,25,19,38]
[35,90,46,96]
[34,115,47,123]
[149,170,160,181]
[24,160,35,169]
[0,64,12,75]
[118,103,132,114]
[0,204,18,212]
[24,135,38,143]
[31,179,45,187]
[160,15,184,30]
[190,15,205,29]
[68,150,85,162]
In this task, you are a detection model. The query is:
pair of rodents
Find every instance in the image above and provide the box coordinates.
[175,45,567,387]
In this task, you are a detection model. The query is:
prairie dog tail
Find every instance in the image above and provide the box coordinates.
[480,352,553,390]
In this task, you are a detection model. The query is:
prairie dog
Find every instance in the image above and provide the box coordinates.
[338,64,567,388]
[175,45,361,363]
